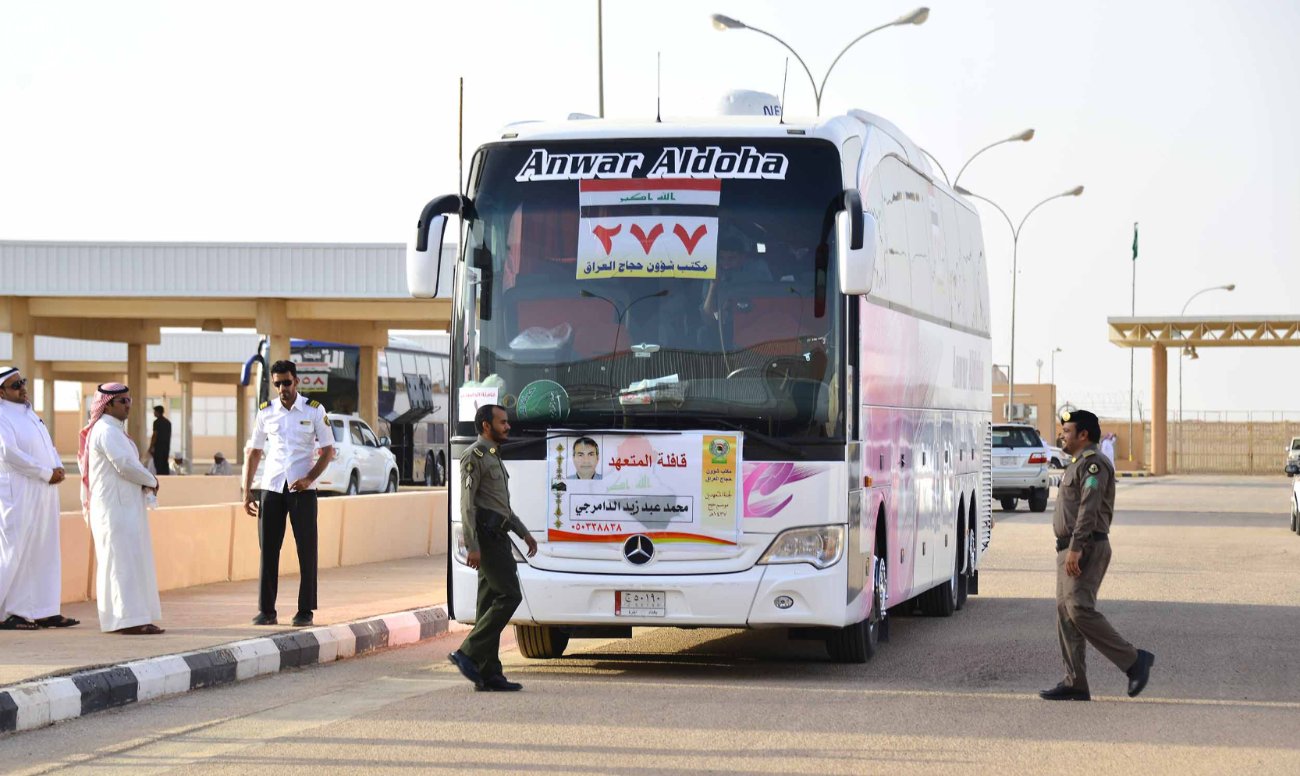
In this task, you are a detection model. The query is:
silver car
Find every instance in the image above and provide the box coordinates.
[992,423,1052,512]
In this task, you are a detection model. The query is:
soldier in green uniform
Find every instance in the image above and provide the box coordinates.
[1040,409,1155,701]
[448,404,538,691]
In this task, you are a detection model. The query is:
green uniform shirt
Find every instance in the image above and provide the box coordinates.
[1052,443,1116,552]
[459,436,528,553]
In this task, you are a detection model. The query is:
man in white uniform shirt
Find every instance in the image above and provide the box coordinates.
[243,360,334,626]
[0,367,78,631]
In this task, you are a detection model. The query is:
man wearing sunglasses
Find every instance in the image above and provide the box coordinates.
[243,360,334,627]
[0,367,78,631]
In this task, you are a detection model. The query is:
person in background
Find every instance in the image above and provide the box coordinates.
[148,405,172,476]
[1100,432,1117,466]
[207,452,232,476]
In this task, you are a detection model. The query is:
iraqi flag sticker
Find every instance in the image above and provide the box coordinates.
[577,179,720,279]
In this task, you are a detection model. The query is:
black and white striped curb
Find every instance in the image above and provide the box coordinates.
[0,606,449,735]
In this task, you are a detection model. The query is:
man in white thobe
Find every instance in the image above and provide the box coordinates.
[0,367,77,630]
[80,383,164,635]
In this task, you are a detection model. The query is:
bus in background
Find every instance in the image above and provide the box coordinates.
[255,335,450,486]
[408,93,992,663]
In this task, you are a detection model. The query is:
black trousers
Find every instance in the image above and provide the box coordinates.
[153,453,170,475]
[258,486,318,615]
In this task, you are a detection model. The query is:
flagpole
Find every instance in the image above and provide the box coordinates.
[1129,221,1137,463]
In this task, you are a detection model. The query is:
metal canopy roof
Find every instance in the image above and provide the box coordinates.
[1108,316,1300,348]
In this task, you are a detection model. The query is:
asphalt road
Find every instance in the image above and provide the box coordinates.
[6,475,1299,775]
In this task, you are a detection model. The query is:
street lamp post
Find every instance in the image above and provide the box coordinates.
[1050,347,1063,443]
[918,128,1034,188]
[1177,284,1235,472]
[954,185,1084,425]
[711,7,929,115]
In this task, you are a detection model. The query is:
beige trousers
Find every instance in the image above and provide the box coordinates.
[1056,542,1139,691]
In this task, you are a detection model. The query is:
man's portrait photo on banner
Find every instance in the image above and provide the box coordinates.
[569,436,602,480]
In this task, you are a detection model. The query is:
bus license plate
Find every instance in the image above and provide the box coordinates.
[615,591,665,617]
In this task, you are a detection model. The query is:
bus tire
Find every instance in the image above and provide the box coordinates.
[424,454,436,486]
[956,526,975,610]
[826,550,886,663]
[1000,497,1017,512]
[514,624,569,659]
[1029,488,1049,513]
[921,534,957,618]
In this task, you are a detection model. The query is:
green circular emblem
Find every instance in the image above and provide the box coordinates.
[516,379,571,422]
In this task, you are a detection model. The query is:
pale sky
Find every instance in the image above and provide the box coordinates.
[3,0,1298,417]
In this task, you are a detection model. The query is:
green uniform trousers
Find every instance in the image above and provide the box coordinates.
[458,523,522,678]
[1056,542,1139,692]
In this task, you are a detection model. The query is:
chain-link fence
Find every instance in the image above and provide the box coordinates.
[1155,414,1300,474]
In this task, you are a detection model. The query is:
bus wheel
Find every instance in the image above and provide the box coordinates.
[922,536,957,618]
[424,454,435,486]
[956,526,975,610]
[515,624,569,659]
[826,553,886,664]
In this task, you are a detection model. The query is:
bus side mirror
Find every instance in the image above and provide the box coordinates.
[836,189,877,296]
[408,194,466,298]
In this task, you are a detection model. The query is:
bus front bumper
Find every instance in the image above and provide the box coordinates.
[477,561,852,629]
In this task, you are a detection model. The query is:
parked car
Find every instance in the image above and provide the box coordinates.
[1286,437,1300,472]
[992,423,1052,512]
[1048,445,1069,469]
[250,413,400,495]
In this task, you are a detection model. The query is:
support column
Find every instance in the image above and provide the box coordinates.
[3,298,35,379]
[257,300,290,369]
[235,380,249,465]
[359,344,379,431]
[1151,344,1167,476]
[179,366,194,475]
[127,343,149,451]
[41,370,56,441]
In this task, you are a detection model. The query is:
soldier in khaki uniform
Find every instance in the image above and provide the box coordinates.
[447,404,538,692]
[1040,409,1155,701]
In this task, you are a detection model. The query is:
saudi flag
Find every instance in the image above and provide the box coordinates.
[1132,222,1139,261]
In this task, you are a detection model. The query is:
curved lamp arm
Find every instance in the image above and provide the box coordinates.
[1016,186,1084,238]
[952,128,1035,189]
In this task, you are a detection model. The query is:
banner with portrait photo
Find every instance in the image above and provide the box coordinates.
[546,431,742,545]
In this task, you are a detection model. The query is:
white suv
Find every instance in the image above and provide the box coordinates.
[991,423,1053,512]
[250,413,400,495]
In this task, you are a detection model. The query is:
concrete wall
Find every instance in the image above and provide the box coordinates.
[58,489,447,604]
[58,475,243,513]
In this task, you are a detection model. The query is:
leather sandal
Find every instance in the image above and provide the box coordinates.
[117,624,166,635]
[37,615,80,628]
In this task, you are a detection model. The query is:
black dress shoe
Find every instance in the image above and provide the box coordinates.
[448,650,484,688]
[1039,683,1091,701]
[291,611,314,627]
[1127,649,1155,697]
[476,674,523,692]
[251,611,277,626]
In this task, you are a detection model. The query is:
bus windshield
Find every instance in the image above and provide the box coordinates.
[455,138,845,448]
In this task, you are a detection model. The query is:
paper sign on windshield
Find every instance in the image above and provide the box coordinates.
[576,179,719,280]
[546,431,741,545]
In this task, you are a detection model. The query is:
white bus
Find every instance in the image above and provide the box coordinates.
[409,99,992,662]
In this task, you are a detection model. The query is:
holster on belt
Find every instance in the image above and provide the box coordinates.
[476,508,508,535]
[1056,532,1108,552]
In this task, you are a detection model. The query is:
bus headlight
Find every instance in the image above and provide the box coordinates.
[758,525,845,569]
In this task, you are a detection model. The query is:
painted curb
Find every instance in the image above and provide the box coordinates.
[1117,471,1154,478]
[0,605,448,735]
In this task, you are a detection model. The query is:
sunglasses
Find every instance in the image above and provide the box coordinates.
[272,379,295,388]
[2,378,27,390]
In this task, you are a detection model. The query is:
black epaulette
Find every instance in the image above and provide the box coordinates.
[259,400,270,410]
[307,399,322,409]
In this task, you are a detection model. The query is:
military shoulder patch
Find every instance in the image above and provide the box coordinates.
[1084,475,1099,489]
[1088,463,1099,474]
[259,400,270,410]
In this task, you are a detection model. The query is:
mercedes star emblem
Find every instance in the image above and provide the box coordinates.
[623,534,654,565]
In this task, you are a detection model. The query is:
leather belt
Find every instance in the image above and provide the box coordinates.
[476,508,509,534]
[1056,532,1108,552]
